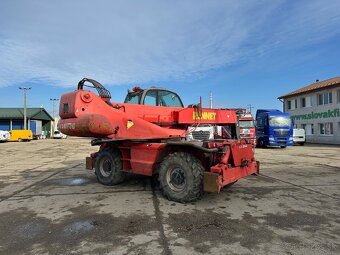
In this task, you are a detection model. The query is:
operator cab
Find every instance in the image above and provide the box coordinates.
[124,87,184,108]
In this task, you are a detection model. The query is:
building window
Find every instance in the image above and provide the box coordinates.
[301,96,311,107]
[301,124,306,130]
[319,122,333,135]
[337,90,340,103]
[318,92,332,105]
[305,124,314,135]
[311,124,314,135]
[287,99,298,110]
[287,100,291,110]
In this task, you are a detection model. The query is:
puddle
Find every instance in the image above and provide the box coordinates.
[44,177,94,186]
[63,220,96,235]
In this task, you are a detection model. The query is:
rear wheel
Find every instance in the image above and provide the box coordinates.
[158,152,204,203]
[95,148,126,185]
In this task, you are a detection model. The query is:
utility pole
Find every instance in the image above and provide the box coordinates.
[247,104,253,114]
[19,87,32,130]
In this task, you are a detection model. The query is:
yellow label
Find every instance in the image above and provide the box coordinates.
[127,120,134,129]
[193,111,216,120]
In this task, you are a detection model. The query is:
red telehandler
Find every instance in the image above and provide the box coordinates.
[58,78,259,202]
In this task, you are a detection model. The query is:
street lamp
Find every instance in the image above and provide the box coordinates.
[19,87,32,130]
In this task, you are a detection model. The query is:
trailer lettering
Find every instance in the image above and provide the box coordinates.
[192,112,216,120]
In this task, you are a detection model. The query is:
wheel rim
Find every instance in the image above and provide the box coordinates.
[166,166,186,192]
[99,157,112,177]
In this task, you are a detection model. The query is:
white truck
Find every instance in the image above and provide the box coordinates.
[186,124,214,141]
[293,128,306,146]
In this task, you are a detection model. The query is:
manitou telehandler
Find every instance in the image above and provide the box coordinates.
[58,78,259,202]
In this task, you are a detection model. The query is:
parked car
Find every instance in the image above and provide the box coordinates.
[9,130,33,142]
[53,130,67,139]
[0,130,10,142]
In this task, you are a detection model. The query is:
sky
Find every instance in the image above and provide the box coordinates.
[0,0,340,116]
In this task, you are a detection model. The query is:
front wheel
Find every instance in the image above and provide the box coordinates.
[95,148,126,185]
[158,152,204,203]
[257,138,265,148]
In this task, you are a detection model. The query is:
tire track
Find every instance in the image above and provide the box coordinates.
[0,163,82,203]
[259,173,339,200]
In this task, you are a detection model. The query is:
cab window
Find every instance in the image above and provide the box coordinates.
[143,89,183,107]
[158,90,183,107]
[144,90,157,106]
[124,92,142,104]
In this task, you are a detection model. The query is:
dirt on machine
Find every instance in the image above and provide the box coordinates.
[58,78,259,202]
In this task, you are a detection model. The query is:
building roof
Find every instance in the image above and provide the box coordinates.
[0,108,53,121]
[278,76,340,99]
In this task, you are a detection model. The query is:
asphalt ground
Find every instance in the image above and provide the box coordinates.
[0,138,339,255]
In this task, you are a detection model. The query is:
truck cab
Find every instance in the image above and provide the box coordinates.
[256,109,293,148]
[238,112,256,147]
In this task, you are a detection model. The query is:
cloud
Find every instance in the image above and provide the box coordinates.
[0,0,339,88]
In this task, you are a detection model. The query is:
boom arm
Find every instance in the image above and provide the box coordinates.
[58,79,239,140]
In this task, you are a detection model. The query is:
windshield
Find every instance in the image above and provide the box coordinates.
[269,117,291,127]
[239,120,254,128]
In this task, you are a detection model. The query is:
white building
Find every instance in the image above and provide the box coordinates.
[278,77,340,145]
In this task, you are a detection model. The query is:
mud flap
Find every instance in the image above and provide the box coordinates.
[252,161,260,175]
[86,157,95,170]
[203,172,221,193]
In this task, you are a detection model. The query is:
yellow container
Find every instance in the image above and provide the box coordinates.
[9,130,33,142]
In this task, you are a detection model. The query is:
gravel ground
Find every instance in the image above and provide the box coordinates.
[0,138,339,255]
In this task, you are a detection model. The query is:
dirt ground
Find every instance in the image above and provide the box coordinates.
[0,138,339,255]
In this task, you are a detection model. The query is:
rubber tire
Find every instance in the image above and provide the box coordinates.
[257,138,265,148]
[95,148,126,185]
[158,152,204,203]
[299,142,305,146]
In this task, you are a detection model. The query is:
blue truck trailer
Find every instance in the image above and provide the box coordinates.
[29,120,43,139]
[256,109,293,148]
